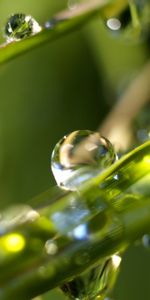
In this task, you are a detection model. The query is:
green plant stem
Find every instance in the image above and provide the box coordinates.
[0,141,149,299]
[100,61,150,151]
[0,0,128,65]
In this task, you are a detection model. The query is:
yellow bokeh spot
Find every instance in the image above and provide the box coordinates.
[143,155,150,165]
[2,233,26,253]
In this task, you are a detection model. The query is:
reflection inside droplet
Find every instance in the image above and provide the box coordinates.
[62,255,121,300]
[51,199,89,235]
[5,13,42,42]
[72,224,88,240]
[112,254,122,269]
[106,18,121,31]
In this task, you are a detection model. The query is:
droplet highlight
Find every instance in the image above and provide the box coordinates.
[51,130,116,190]
[106,18,121,31]
[5,13,42,42]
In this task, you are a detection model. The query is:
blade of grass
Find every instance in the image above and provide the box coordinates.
[0,0,128,65]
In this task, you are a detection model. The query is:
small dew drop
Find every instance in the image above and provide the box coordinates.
[5,13,42,42]
[45,240,58,255]
[68,0,79,10]
[25,210,39,222]
[142,234,150,249]
[137,129,150,142]
[106,18,121,31]
[51,130,116,190]
[44,18,58,29]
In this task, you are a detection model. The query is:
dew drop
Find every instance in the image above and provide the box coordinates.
[61,255,121,300]
[68,0,79,10]
[5,13,42,42]
[142,234,150,249]
[106,18,121,31]
[51,130,116,190]
[44,18,58,29]
[45,240,58,255]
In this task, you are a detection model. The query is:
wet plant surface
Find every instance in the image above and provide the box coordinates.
[0,1,149,300]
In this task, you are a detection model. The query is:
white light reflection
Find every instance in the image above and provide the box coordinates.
[73,224,88,240]
[25,15,42,34]
[112,254,122,269]
[107,18,121,31]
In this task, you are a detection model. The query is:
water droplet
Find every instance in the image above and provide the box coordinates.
[68,0,79,10]
[44,18,59,29]
[142,234,150,249]
[45,240,58,255]
[5,13,42,42]
[51,130,116,190]
[106,18,121,31]
[61,255,121,300]
[137,129,150,143]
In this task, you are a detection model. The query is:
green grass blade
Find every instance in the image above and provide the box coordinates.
[0,0,128,65]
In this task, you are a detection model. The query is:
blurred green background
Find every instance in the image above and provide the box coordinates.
[0,1,149,299]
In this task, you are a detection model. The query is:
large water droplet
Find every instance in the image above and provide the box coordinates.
[5,13,42,42]
[51,130,116,190]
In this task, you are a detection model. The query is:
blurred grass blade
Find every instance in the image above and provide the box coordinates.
[0,141,149,299]
[0,0,128,65]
